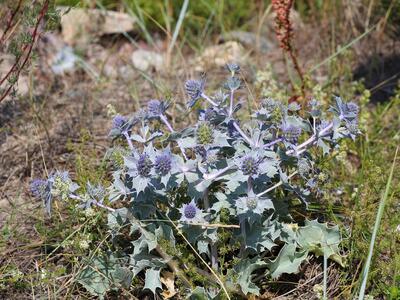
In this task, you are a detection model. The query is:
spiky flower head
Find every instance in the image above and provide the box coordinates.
[240,156,260,176]
[179,200,204,223]
[226,63,240,76]
[112,114,127,129]
[235,195,272,216]
[196,122,214,145]
[147,99,167,119]
[49,171,77,201]
[298,158,311,177]
[281,123,302,143]
[30,178,48,198]
[154,152,172,176]
[343,102,359,116]
[137,154,153,177]
[185,79,205,107]
[107,146,129,168]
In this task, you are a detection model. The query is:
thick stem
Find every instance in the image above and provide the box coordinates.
[201,93,218,107]
[286,122,333,155]
[263,138,282,149]
[68,194,115,212]
[203,165,236,181]
[229,90,234,116]
[257,170,298,198]
[123,132,134,150]
[203,189,218,270]
[232,121,254,146]
[160,114,175,133]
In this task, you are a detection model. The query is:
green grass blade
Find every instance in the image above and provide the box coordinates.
[358,146,399,299]
[168,0,189,54]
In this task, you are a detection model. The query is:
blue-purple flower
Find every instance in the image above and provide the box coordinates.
[147,99,168,118]
[112,114,127,129]
[281,123,302,143]
[154,152,172,176]
[30,178,48,198]
[185,79,205,107]
[137,154,153,177]
[240,156,260,176]
[179,200,204,223]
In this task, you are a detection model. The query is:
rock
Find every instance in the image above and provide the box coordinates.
[220,31,272,53]
[60,8,136,46]
[131,49,164,72]
[194,41,245,72]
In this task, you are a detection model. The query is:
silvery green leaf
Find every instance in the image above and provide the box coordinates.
[245,223,276,252]
[267,243,308,279]
[179,136,197,148]
[108,208,128,232]
[189,286,219,299]
[130,133,146,143]
[197,240,210,255]
[234,257,266,295]
[144,268,162,294]
[131,227,158,255]
[130,253,165,276]
[317,138,330,155]
[296,219,344,266]
[213,131,231,147]
[155,223,175,247]
[211,192,234,214]
[77,254,132,299]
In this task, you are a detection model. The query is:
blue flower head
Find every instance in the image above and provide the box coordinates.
[185,79,205,107]
[154,152,172,176]
[240,156,260,176]
[147,99,168,118]
[179,200,204,223]
[281,123,302,143]
[235,195,272,217]
[30,178,48,198]
[137,153,153,177]
[112,114,127,129]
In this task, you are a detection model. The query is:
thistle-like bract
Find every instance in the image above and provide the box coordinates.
[154,152,172,176]
[112,114,126,129]
[196,122,214,145]
[240,156,260,176]
[137,154,153,177]
[30,178,48,198]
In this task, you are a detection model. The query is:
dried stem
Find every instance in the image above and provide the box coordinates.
[0,0,50,102]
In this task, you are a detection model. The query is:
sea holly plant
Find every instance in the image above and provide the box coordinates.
[31,64,359,298]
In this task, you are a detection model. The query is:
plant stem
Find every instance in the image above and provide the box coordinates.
[263,138,282,149]
[229,89,234,116]
[123,132,134,150]
[201,93,218,107]
[232,121,254,146]
[286,122,333,155]
[257,170,298,197]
